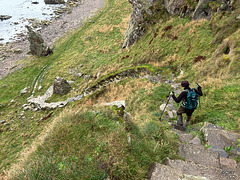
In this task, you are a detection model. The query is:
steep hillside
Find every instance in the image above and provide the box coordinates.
[0,0,239,179]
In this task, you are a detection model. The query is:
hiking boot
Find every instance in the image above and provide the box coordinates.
[177,115,183,126]
[183,115,191,127]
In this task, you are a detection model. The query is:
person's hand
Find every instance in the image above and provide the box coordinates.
[196,83,201,88]
[170,91,175,96]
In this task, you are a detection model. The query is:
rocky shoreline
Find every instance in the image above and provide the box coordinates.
[0,0,106,80]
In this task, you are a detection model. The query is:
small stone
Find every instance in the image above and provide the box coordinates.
[189,135,201,145]
[84,75,93,81]
[22,104,28,107]
[167,111,174,118]
[23,106,30,111]
[33,108,39,112]
[44,0,65,4]
[4,123,11,126]
[0,120,6,124]
[160,104,167,111]
[172,128,193,142]
[220,157,237,169]
[209,146,229,158]
[86,36,92,41]
[10,99,15,103]
[75,73,83,77]
[20,87,29,95]
[14,49,22,54]
[32,1,39,4]
[67,81,74,84]
[0,15,12,21]
[231,147,240,155]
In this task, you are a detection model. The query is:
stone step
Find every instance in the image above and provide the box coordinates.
[178,144,221,168]
[149,162,209,180]
[166,159,239,180]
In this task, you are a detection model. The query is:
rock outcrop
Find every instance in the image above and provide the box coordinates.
[44,0,65,4]
[0,15,12,21]
[163,0,187,16]
[20,87,29,96]
[122,0,161,49]
[193,0,233,20]
[53,77,71,95]
[26,26,52,56]
[124,0,233,48]
[192,0,213,20]
[163,0,233,19]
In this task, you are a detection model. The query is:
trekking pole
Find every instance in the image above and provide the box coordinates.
[159,92,172,121]
[199,96,201,111]
[196,83,201,112]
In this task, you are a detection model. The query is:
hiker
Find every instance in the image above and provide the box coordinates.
[171,80,202,127]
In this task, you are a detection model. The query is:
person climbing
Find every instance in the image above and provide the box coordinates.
[171,80,202,127]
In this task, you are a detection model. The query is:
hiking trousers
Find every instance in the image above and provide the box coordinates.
[177,106,194,116]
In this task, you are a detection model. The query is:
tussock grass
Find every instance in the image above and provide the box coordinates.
[0,0,240,178]
[13,106,178,179]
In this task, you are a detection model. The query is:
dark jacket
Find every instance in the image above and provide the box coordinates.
[172,86,203,104]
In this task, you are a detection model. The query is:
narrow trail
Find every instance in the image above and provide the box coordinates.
[27,67,159,110]
[152,84,240,180]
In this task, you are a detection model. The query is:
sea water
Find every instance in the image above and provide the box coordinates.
[0,0,65,43]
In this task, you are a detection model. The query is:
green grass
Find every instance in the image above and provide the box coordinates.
[0,0,240,178]
[14,107,177,179]
[193,81,240,130]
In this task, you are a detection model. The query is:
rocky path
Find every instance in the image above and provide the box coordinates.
[0,0,105,79]
[26,67,160,111]
[149,123,240,180]
[150,84,240,180]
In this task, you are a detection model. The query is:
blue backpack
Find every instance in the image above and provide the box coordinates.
[182,88,198,110]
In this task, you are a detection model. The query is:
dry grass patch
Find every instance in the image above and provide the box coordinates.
[159,53,179,67]
[94,79,154,104]
[97,14,130,35]
[171,19,207,37]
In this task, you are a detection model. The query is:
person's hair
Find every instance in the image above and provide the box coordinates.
[181,80,189,87]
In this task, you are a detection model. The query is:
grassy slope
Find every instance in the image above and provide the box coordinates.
[0,0,239,179]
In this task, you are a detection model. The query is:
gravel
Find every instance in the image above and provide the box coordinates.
[0,0,106,79]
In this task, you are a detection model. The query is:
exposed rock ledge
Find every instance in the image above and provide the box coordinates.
[123,0,233,48]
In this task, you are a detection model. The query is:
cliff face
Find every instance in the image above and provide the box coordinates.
[123,0,233,48]
[122,0,159,49]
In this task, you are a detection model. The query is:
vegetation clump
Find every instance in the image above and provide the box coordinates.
[0,0,239,179]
